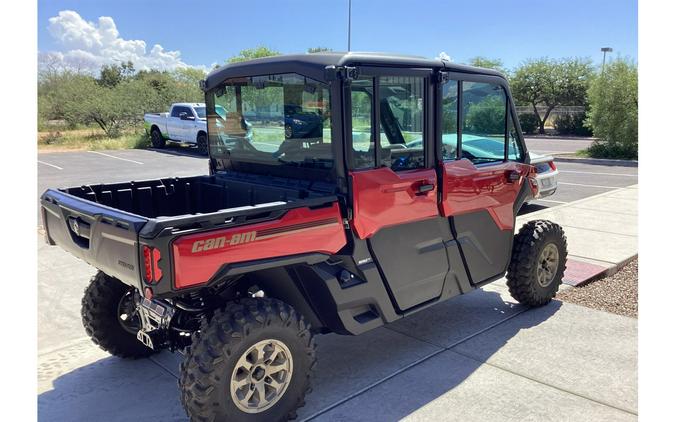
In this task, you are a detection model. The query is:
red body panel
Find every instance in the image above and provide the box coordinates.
[440,159,534,230]
[172,203,346,289]
[350,167,438,239]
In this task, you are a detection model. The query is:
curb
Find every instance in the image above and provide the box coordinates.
[571,254,638,288]
[552,154,639,167]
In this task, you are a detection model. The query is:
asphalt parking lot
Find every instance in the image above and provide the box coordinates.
[37,138,638,222]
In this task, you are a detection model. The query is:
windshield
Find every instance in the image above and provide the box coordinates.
[207,73,332,170]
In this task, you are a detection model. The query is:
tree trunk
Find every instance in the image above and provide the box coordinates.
[531,103,545,134]
[540,105,556,134]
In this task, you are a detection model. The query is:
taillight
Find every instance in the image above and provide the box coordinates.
[142,245,163,284]
[549,161,557,171]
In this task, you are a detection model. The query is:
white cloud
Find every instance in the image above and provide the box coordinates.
[436,52,452,62]
[40,10,204,73]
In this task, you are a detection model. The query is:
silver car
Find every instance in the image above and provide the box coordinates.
[529,153,559,198]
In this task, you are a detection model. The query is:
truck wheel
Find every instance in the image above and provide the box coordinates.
[179,298,316,422]
[151,127,166,149]
[506,220,568,307]
[197,132,208,155]
[81,271,156,358]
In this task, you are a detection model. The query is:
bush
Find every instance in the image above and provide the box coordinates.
[518,113,539,134]
[465,95,504,134]
[584,58,638,159]
[554,112,593,136]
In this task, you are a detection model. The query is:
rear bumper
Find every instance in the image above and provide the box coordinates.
[534,169,559,198]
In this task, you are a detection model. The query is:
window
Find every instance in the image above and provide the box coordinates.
[350,78,375,169]
[208,73,333,170]
[349,75,426,171]
[441,80,459,160]
[461,82,507,164]
[507,110,524,161]
[379,76,425,170]
[171,106,191,118]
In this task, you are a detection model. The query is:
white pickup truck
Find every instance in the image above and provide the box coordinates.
[144,103,210,154]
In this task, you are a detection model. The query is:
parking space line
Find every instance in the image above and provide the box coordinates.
[559,170,638,177]
[88,150,144,165]
[37,160,63,170]
[535,199,568,204]
[558,182,622,189]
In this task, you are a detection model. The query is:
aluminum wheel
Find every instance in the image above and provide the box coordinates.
[230,339,293,413]
[537,243,560,287]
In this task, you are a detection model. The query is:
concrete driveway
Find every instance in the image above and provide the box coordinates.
[38,243,637,421]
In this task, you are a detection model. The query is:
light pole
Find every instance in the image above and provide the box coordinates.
[601,47,613,74]
[348,0,352,51]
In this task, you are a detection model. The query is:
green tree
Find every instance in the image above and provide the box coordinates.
[511,57,593,134]
[585,58,638,159]
[227,46,280,63]
[467,57,506,75]
[307,47,332,53]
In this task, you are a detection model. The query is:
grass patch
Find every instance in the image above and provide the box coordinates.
[575,149,591,158]
[38,126,150,152]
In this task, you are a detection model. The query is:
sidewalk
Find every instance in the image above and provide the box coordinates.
[517,184,638,286]
[37,186,638,422]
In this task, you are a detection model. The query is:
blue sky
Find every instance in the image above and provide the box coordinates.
[38,0,637,72]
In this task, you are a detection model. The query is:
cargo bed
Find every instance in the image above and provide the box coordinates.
[40,173,338,287]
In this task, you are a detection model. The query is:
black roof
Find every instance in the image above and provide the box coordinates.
[204,52,505,89]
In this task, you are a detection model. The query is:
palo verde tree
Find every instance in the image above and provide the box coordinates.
[510,57,593,134]
[227,46,280,63]
[467,57,507,75]
[585,57,638,159]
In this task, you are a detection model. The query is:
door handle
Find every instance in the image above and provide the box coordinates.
[416,183,435,194]
[506,169,522,183]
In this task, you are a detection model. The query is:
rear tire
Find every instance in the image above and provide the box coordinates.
[151,127,166,149]
[81,271,156,358]
[197,132,208,155]
[506,220,567,307]
[179,298,316,422]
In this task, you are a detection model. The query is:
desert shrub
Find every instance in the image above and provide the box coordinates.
[518,113,539,134]
[554,112,593,136]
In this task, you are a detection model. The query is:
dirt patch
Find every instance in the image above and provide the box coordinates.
[557,258,638,318]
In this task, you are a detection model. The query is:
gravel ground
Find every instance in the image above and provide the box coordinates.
[557,258,638,318]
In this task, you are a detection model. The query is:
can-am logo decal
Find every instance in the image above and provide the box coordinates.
[191,231,257,252]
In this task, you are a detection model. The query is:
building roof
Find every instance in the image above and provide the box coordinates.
[204,51,505,90]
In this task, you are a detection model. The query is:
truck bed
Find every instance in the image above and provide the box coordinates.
[41,173,338,288]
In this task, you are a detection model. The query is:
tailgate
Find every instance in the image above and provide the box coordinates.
[41,189,148,287]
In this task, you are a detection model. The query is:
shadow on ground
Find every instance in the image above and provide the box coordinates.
[38,289,561,422]
[147,143,207,158]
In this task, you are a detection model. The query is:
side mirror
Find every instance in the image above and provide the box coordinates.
[179,112,188,120]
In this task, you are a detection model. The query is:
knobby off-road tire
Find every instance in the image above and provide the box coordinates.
[81,271,156,358]
[151,127,166,148]
[179,298,316,422]
[506,220,568,307]
[197,132,208,156]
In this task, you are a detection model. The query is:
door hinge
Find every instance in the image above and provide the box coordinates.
[436,71,450,83]
[325,65,359,81]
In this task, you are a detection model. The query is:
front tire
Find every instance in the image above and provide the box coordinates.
[506,220,567,306]
[151,127,166,149]
[81,271,155,358]
[179,298,316,422]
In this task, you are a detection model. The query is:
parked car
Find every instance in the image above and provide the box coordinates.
[529,154,559,199]
[284,104,324,139]
[42,53,567,422]
[144,103,251,155]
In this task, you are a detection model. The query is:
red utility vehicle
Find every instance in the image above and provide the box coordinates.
[41,52,567,421]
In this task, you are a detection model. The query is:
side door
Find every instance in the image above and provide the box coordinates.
[438,74,534,285]
[168,106,188,141]
[347,68,451,312]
